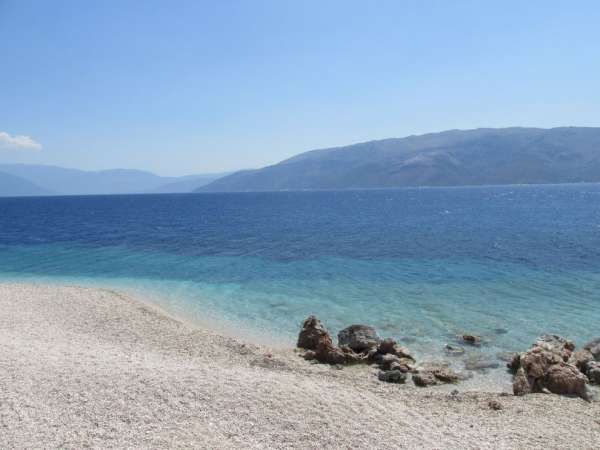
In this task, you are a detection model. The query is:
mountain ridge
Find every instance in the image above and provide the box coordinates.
[197,127,600,192]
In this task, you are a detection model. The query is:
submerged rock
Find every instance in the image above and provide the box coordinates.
[464,354,500,371]
[338,324,381,352]
[297,315,332,350]
[460,334,482,346]
[445,344,465,356]
[496,351,518,363]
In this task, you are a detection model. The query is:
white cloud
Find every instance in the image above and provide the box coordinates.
[0,131,42,151]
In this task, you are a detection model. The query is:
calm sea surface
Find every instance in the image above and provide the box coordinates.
[2,185,600,389]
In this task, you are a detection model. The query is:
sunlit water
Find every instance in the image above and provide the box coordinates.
[1,186,600,391]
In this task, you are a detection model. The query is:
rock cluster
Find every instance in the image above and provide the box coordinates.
[508,334,593,400]
[297,316,459,387]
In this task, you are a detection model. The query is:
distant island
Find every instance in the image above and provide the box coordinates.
[198,127,600,192]
[0,164,228,197]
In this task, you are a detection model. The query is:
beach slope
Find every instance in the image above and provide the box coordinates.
[0,283,598,449]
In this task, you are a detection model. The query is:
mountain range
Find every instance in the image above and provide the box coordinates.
[198,127,600,192]
[3,127,600,197]
[0,164,227,197]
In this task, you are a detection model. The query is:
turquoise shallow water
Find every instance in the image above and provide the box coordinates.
[1,186,600,389]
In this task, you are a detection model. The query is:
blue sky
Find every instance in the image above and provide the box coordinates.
[1,0,599,175]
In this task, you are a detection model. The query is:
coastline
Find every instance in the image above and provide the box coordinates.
[1,282,599,449]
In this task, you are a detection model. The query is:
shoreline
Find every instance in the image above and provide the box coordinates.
[1,281,599,448]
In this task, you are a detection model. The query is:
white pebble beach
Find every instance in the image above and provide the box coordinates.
[1,282,599,449]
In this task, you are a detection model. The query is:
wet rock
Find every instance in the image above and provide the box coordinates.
[493,328,508,335]
[445,344,465,356]
[378,370,407,383]
[583,337,600,360]
[544,363,589,399]
[513,368,531,396]
[464,354,500,371]
[338,324,381,352]
[460,334,482,346]
[297,315,332,350]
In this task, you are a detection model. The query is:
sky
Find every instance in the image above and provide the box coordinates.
[1,0,599,176]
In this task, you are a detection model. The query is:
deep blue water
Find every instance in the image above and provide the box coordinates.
[1,185,600,388]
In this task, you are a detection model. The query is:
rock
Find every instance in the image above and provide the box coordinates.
[460,334,482,346]
[339,345,364,364]
[445,344,465,356]
[534,334,574,362]
[378,370,407,383]
[314,338,347,365]
[544,363,589,400]
[583,337,600,360]
[297,315,332,350]
[585,361,600,384]
[389,361,411,373]
[378,338,397,354]
[414,362,460,385]
[413,371,438,387]
[510,334,588,400]
[432,366,461,383]
[377,338,415,360]
[464,355,500,371]
[338,324,380,352]
[493,328,508,335]
[488,400,503,410]
[366,347,379,361]
[378,353,402,370]
[571,349,594,371]
[513,368,531,396]
[303,350,316,360]
[507,352,521,373]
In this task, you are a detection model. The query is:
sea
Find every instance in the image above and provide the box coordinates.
[1,184,600,390]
